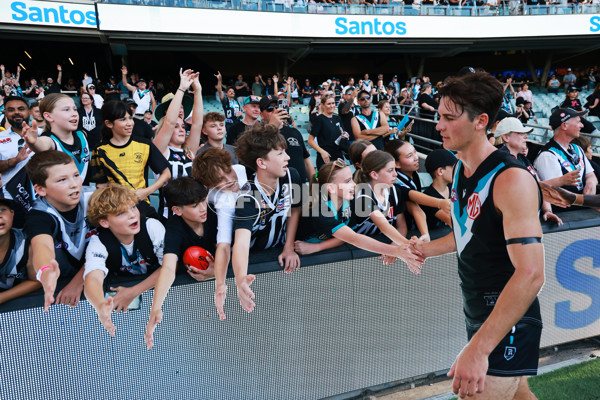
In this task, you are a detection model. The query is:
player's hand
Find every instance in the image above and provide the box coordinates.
[235,275,256,313]
[109,285,137,313]
[55,274,83,308]
[278,247,300,274]
[145,308,163,350]
[380,254,397,265]
[39,260,60,312]
[539,181,575,207]
[448,343,488,398]
[214,283,227,321]
[187,262,215,282]
[394,244,424,274]
[96,296,116,337]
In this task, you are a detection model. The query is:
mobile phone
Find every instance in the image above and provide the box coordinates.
[105,291,142,311]
[278,99,289,111]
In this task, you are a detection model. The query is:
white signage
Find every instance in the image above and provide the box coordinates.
[1,0,97,28]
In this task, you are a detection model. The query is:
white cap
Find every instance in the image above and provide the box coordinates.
[494,117,533,138]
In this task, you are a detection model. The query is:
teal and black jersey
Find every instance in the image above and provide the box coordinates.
[450,150,542,326]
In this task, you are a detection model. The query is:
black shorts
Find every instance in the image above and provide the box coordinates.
[467,317,543,377]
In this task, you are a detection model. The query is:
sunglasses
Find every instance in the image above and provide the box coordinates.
[265,105,276,112]
[325,158,347,183]
[359,96,371,101]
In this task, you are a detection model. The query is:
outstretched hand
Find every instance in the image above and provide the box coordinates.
[145,308,163,350]
[39,260,60,312]
[236,275,256,313]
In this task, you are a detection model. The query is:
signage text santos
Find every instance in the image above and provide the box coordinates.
[335,17,406,36]
[10,1,97,26]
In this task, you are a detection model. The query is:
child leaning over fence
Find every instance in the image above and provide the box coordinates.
[83,183,165,337]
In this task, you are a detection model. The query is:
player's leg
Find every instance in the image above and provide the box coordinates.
[469,375,520,400]
[513,376,538,400]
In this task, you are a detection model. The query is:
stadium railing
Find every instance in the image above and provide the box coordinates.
[96,0,600,16]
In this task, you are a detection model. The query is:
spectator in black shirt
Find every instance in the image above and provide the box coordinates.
[417,83,438,119]
[226,95,261,146]
[338,86,358,135]
[77,93,103,149]
[308,94,347,168]
[123,98,154,140]
[234,74,250,104]
[44,65,63,95]
[560,86,599,135]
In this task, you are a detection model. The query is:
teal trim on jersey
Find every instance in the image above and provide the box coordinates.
[451,161,506,256]
[52,130,89,176]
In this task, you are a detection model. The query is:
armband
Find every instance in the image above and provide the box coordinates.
[505,237,542,246]
[36,265,52,282]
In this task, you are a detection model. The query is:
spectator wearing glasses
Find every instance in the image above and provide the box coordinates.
[308,93,347,169]
[351,90,389,150]
[120,66,156,119]
[534,108,597,203]
[338,86,359,136]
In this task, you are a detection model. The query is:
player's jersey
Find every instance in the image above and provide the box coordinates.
[450,150,541,325]
[351,183,407,235]
[234,168,301,250]
[221,97,241,126]
[0,229,27,290]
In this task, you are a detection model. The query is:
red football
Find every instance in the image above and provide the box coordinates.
[183,246,214,271]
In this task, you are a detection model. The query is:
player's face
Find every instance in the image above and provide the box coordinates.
[374,160,397,187]
[262,147,289,178]
[35,162,82,212]
[396,143,419,173]
[504,132,528,153]
[203,120,226,141]
[45,98,78,133]
[0,205,14,236]
[170,118,187,146]
[180,200,208,224]
[109,112,134,139]
[436,97,479,153]
[102,203,140,240]
[330,166,355,201]
[4,100,29,130]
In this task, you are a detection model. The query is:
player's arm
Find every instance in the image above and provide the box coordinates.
[449,168,544,397]
[144,253,177,349]
[294,237,344,255]
[231,228,255,313]
[83,268,116,336]
[406,201,429,241]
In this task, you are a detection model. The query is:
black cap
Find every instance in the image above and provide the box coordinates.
[549,108,587,130]
[123,98,137,106]
[568,85,579,92]
[0,195,15,210]
[494,109,514,123]
[425,149,457,174]
[259,95,278,111]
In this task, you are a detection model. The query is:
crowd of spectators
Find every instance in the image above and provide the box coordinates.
[0,63,598,348]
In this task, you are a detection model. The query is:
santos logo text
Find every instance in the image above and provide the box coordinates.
[335,17,406,36]
[10,1,97,26]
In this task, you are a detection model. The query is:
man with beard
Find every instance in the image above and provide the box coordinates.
[0,96,34,227]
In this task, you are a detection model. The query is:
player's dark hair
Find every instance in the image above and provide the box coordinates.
[163,176,208,208]
[100,100,130,142]
[439,71,503,130]
[235,122,287,169]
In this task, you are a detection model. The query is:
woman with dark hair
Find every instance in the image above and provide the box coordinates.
[585,84,600,118]
[77,92,102,149]
[89,100,171,218]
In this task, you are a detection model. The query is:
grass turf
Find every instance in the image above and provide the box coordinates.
[447,357,600,400]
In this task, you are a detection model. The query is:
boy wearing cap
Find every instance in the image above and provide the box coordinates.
[225,95,261,146]
[533,108,597,199]
[0,196,39,306]
[421,149,456,231]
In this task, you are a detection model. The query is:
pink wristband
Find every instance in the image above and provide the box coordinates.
[36,265,51,282]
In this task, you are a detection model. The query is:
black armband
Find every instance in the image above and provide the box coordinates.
[506,237,542,245]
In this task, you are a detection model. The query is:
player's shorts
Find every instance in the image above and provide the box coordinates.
[467,317,543,377]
